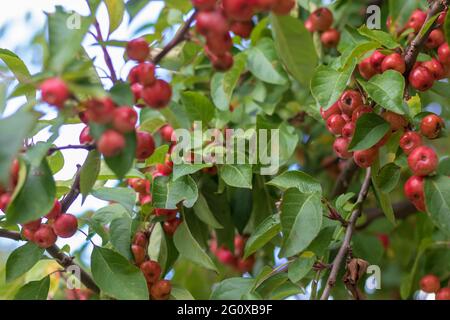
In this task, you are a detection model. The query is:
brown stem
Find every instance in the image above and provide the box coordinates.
[0,229,100,294]
[48,144,96,156]
[403,0,449,94]
[61,165,82,213]
[93,20,117,83]
[356,201,417,230]
[320,168,372,300]
[152,11,197,65]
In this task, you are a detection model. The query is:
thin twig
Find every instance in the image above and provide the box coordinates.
[61,165,82,213]
[48,144,96,156]
[320,168,372,300]
[93,20,118,83]
[152,11,197,65]
[0,228,100,294]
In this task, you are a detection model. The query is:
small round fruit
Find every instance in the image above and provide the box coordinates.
[230,21,253,38]
[163,218,182,236]
[409,66,434,92]
[126,38,150,62]
[420,114,445,139]
[191,0,217,11]
[422,58,445,80]
[339,90,363,116]
[407,146,438,176]
[222,0,254,22]
[271,0,296,15]
[399,131,422,155]
[420,274,441,293]
[321,29,340,48]
[141,80,172,109]
[150,280,172,300]
[159,125,174,142]
[40,78,70,109]
[425,29,445,49]
[309,8,333,32]
[53,214,78,238]
[436,288,450,300]
[353,147,378,168]
[407,9,426,33]
[333,137,353,159]
[381,53,406,74]
[34,224,57,248]
[135,131,156,160]
[136,62,156,87]
[113,107,138,133]
[342,122,355,139]
[326,114,347,136]
[140,260,161,284]
[438,43,450,65]
[98,130,126,157]
[358,57,377,80]
[22,228,36,242]
[132,245,146,266]
[370,50,386,73]
[154,208,177,220]
[382,111,408,132]
[320,102,341,120]
[404,175,425,211]
[23,218,42,232]
[352,105,372,123]
[133,231,148,248]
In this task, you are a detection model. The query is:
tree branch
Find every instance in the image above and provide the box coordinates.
[152,11,197,65]
[48,144,96,156]
[93,20,117,83]
[404,0,449,75]
[356,201,417,230]
[61,165,82,213]
[0,228,100,294]
[331,159,359,198]
[320,168,372,300]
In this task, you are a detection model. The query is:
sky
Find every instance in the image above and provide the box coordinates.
[0,0,164,257]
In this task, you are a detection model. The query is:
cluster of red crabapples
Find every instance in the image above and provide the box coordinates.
[131,230,172,300]
[0,159,19,214]
[210,234,256,273]
[21,199,78,249]
[360,9,450,91]
[304,7,340,48]
[420,274,450,300]
[192,0,295,71]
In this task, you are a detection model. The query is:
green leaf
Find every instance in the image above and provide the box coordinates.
[80,150,101,202]
[358,25,400,49]
[279,190,323,257]
[0,49,34,101]
[172,163,212,180]
[247,38,288,85]
[288,252,315,283]
[105,0,125,35]
[311,60,356,110]
[211,52,247,111]
[425,176,450,235]
[219,164,252,189]
[104,131,136,179]
[173,221,217,272]
[376,163,401,193]
[244,214,281,259]
[270,14,317,86]
[145,145,169,166]
[151,175,198,209]
[47,7,92,72]
[210,278,255,300]
[7,159,56,225]
[358,70,406,114]
[349,113,390,151]
[267,170,322,194]
[193,193,223,229]
[109,82,134,106]
[92,203,128,224]
[371,159,396,225]
[110,216,133,259]
[438,157,450,176]
[14,276,50,300]
[170,286,195,300]
[445,9,450,46]
[147,223,168,272]
[181,91,215,126]
[0,109,38,185]
[6,242,44,283]
[47,149,64,174]
[91,246,148,300]
[92,187,135,214]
